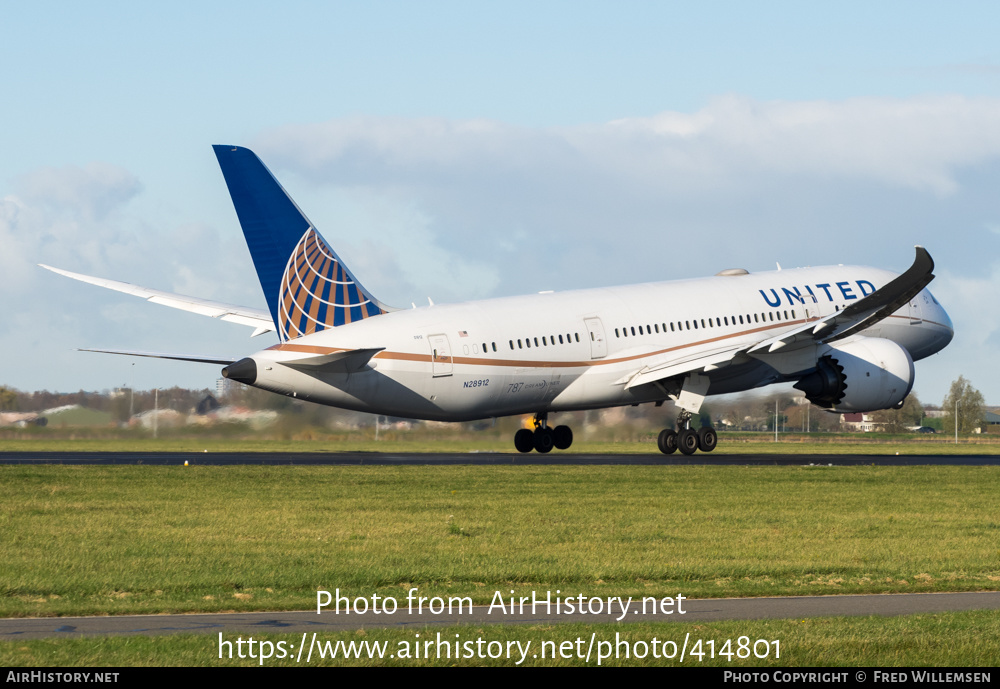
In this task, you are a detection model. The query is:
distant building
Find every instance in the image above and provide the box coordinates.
[196,394,221,415]
[841,413,878,432]
[981,411,1000,434]
[216,378,239,398]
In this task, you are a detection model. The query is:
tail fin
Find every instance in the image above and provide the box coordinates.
[213,145,392,342]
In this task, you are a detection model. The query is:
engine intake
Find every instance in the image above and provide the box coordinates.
[794,337,914,412]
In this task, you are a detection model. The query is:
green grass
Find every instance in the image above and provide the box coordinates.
[3,611,999,666]
[1,465,998,618]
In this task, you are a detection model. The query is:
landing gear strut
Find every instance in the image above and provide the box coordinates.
[658,410,717,455]
[514,413,574,453]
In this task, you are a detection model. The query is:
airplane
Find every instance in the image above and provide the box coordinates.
[42,145,955,455]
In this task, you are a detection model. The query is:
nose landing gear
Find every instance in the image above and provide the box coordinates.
[514,413,574,453]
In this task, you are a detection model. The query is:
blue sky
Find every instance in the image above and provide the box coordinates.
[3,1,1000,405]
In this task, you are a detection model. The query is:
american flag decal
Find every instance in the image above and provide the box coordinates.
[278,228,386,341]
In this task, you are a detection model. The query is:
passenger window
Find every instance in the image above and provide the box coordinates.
[575,333,580,342]
[492,343,497,352]
[559,334,564,344]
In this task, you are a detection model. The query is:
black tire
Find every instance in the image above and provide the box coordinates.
[514,428,534,453]
[533,428,554,453]
[697,427,718,453]
[677,428,699,455]
[657,429,677,455]
[553,425,573,450]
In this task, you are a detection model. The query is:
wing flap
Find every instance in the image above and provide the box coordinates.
[619,346,749,390]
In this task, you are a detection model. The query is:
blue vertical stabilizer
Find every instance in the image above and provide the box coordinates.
[213,145,389,342]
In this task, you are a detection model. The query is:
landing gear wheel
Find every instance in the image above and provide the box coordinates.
[657,429,677,455]
[677,428,699,455]
[533,427,555,453]
[514,428,534,453]
[697,427,718,453]
[553,425,573,450]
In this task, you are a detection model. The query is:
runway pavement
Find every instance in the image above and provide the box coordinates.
[2,451,999,465]
[3,592,999,640]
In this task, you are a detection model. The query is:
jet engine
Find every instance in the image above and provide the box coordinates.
[793,337,914,412]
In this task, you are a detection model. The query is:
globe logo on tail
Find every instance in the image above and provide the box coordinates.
[278,228,386,341]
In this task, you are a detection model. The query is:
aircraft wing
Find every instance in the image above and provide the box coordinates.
[619,345,750,391]
[39,264,275,337]
[746,245,934,355]
[618,246,935,391]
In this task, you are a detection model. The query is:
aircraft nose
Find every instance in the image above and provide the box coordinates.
[933,303,955,351]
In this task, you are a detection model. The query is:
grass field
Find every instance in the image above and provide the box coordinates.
[2,464,998,619]
[2,457,999,667]
[3,611,999,666]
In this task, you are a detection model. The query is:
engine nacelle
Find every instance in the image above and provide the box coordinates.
[793,337,914,412]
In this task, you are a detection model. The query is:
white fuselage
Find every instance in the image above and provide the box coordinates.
[244,264,953,421]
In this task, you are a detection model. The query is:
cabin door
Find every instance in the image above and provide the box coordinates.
[584,317,607,359]
[428,334,453,377]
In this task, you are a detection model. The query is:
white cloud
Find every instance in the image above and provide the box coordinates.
[258,95,1000,197]
[15,162,142,221]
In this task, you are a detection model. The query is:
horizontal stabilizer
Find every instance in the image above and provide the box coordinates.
[40,264,275,335]
[279,347,385,374]
[79,348,238,365]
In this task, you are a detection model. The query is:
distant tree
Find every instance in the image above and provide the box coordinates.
[870,392,924,433]
[942,376,985,435]
[0,386,19,411]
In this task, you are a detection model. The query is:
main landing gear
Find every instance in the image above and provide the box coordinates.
[514,413,573,453]
[657,410,717,456]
